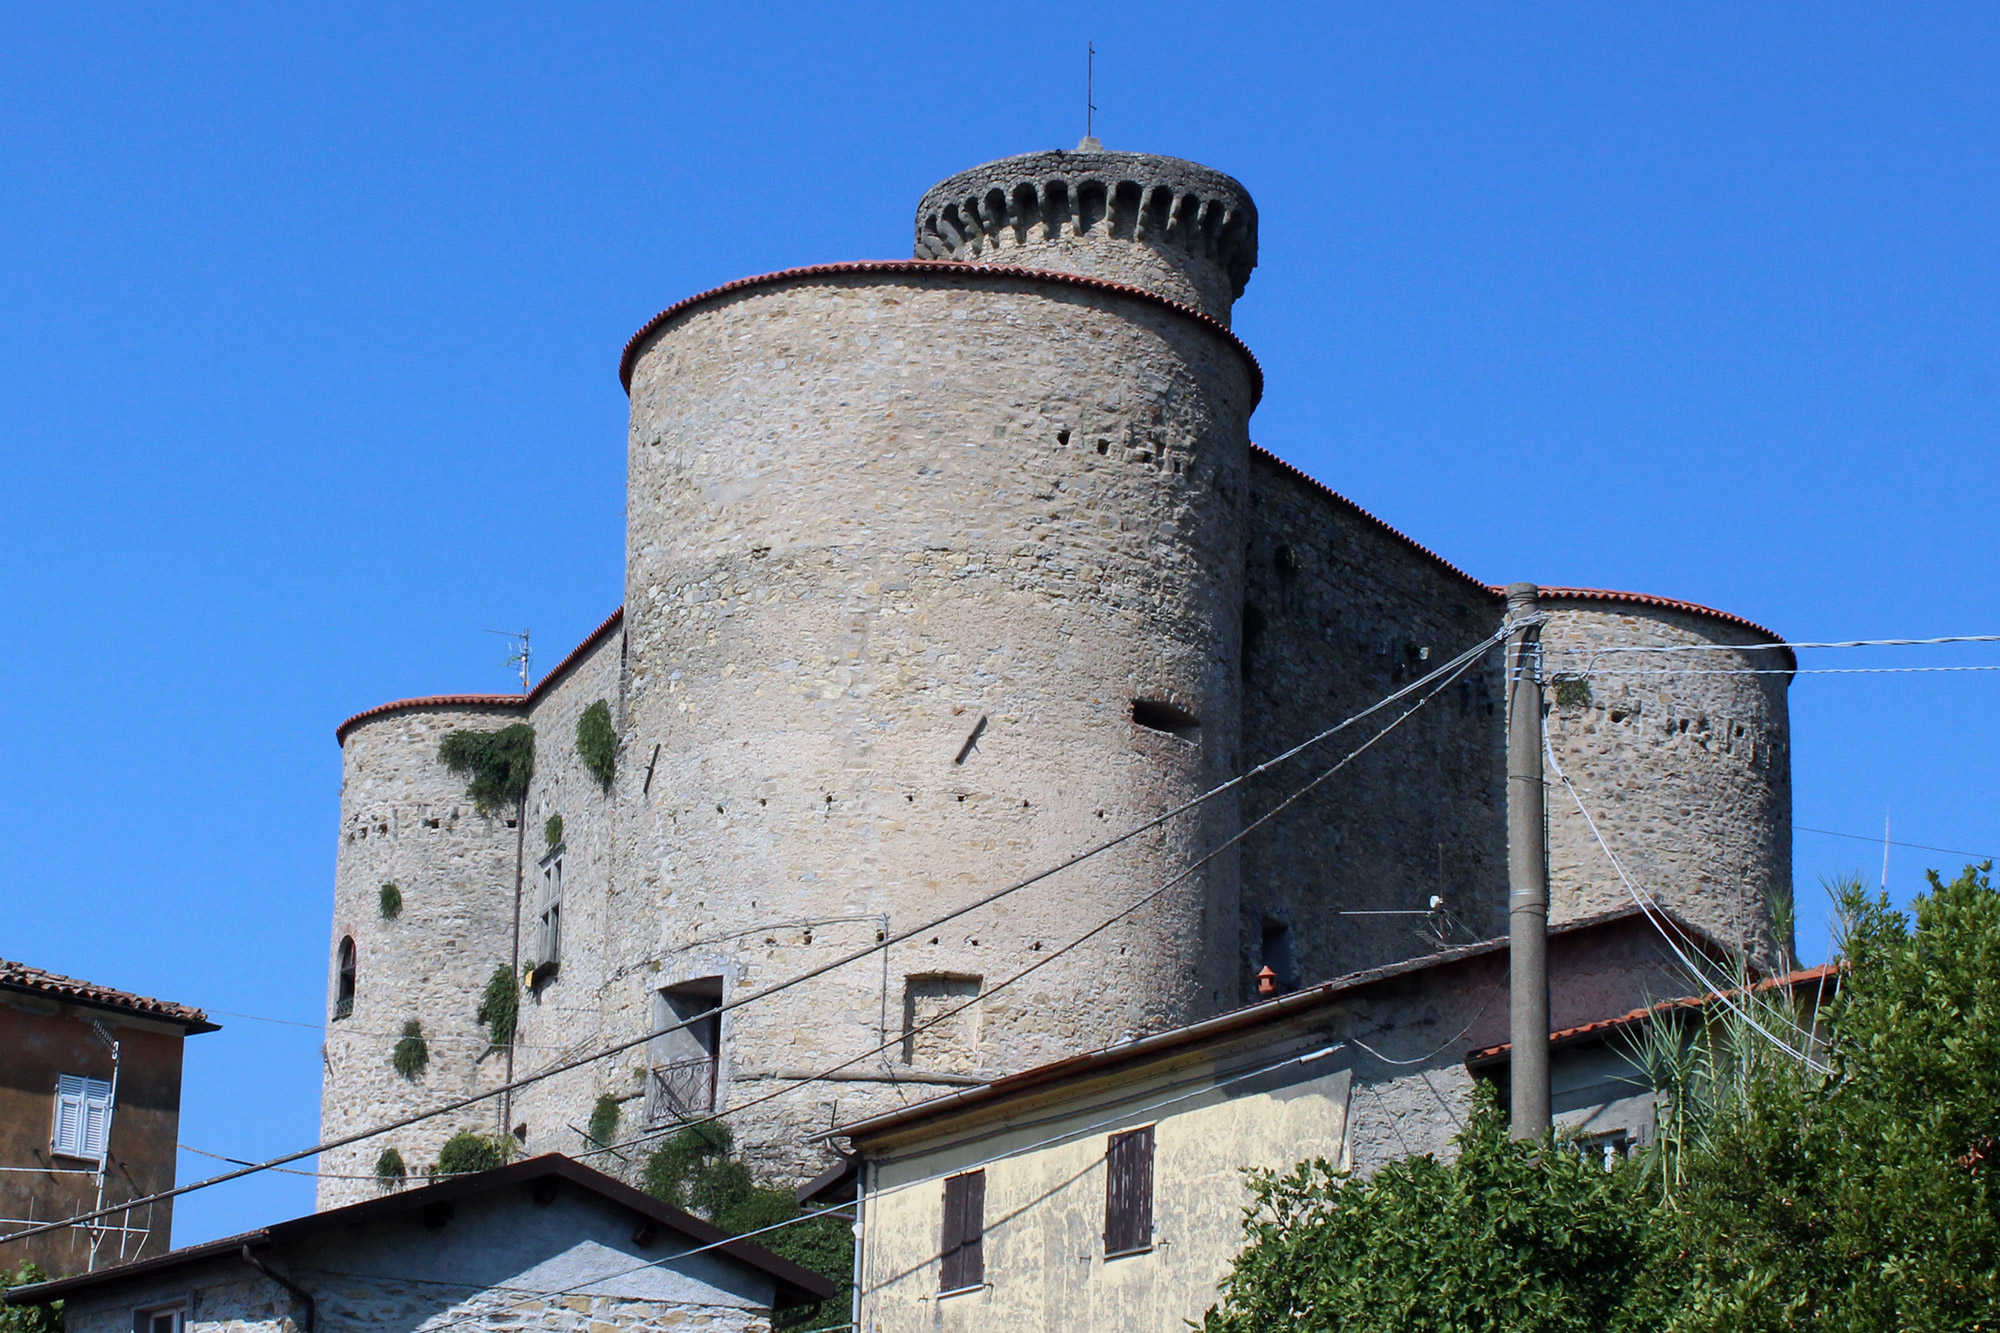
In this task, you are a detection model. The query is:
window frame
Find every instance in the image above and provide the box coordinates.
[1103,1124,1156,1258]
[938,1169,986,1295]
[51,1073,113,1162]
[333,936,357,1020]
[535,845,564,968]
[132,1301,185,1333]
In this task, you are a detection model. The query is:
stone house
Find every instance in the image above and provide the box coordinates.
[825,905,1747,1333]
[4,1156,832,1333]
[0,958,218,1274]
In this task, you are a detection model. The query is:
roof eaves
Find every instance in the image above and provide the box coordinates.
[0,962,219,1034]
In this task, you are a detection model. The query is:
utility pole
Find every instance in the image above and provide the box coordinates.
[1505,582,1550,1140]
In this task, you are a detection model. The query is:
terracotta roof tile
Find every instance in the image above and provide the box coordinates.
[0,959,219,1033]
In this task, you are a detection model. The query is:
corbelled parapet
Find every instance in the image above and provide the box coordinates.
[914,148,1258,324]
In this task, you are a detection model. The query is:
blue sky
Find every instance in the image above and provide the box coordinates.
[4,3,1996,1244]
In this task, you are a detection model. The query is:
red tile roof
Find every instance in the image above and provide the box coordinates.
[0,959,219,1033]
[615,260,1265,402]
[1465,961,1842,1063]
[335,608,625,744]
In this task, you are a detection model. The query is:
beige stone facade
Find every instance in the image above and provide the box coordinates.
[318,146,1793,1206]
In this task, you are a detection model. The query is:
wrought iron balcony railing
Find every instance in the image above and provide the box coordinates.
[646,1056,718,1123]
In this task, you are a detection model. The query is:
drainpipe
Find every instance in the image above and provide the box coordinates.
[849,1156,866,1333]
[239,1246,315,1333]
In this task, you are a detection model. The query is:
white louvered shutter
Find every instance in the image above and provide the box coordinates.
[52,1076,85,1156]
[81,1079,113,1158]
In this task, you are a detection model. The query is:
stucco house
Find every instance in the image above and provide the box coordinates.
[4,1156,832,1333]
[0,958,218,1274]
[824,905,1750,1333]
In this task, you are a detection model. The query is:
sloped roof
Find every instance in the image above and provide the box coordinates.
[7,1154,833,1308]
[0,959,218,1034]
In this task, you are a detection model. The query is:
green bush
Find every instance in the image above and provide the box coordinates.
[378,881,402,919]
[587,1094,620,1149]
[391,1020,428,1079]
[576,700,617,791]
[477,966,519,1048]
[434,1132,506,1177]
[0,1264,61,1333]
[374,1146,407,1187]
[544,813,563,851]
[641,1124,852,1328]
[438,723,535,812]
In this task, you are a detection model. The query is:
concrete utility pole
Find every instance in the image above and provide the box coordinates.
[1505,582,1550,1140]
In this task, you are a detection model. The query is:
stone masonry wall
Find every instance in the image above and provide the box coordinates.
[1237,455,1510,993]
[615,268,1256,1180]
[321,705,524,1207]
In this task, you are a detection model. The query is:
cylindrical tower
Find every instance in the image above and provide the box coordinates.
[609,147,1261,1176]
[1539,593,1793,969]
[319,701,523,1207]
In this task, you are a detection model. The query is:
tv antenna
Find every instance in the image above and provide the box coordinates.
[486,628,531,694]
[1084,42,1099,148]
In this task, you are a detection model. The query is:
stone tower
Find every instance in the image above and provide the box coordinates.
[317,145,1793,1206]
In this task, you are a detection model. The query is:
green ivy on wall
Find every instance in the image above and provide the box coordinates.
[576,700,617,791]
[478,965,519,1048]
[544,813,563,852]
[433,1133,507,1177]
[378,882,402,919]
[587,1094,620,1149]
[391,1020,429,1079]
[374,1146,406,1187]
[438,724,536,812]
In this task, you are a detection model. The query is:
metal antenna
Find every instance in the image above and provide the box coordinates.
[486,628,532,694]
[1087,42,1097,143]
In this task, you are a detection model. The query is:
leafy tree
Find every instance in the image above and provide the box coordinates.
[1200,1083,1664,1333]
[438,724,535,812]
[642,1124,852,1329]
[0,1265,61,1333]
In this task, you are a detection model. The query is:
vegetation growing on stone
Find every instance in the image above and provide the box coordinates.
[643,1124,852,1328]
[1200,862,2000,1333]
[477,965,519,1048]
[587,1094,620,1149]
[433,1132,507,1177]
[1552,675,1593,710]
[378,881,402,919]
[438,723,535,812]
[576,699,617,791]
[391,1020,429,1079]
[544,813,563,852]
[374,1146,406,1187]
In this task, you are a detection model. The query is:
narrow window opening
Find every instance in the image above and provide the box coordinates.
[1259,918,1297,992]
[534,848,564,975]
[334,936,357,1020]
[1131,699,1199,737]
[939,1169,986,1293]
[649,978,722,1121]
[1104,1125,1155,1256]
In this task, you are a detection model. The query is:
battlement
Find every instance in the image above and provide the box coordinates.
[913,148,1258,323]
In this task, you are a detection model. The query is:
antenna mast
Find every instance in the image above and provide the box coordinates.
[486,628,532,695]
[1087,42,1097,143]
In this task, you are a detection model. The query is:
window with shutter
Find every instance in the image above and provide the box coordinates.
[537,852,564,966]
[1103,1125,1155,1256]
[53,1073,113,1160]
[939,1169,985,1293]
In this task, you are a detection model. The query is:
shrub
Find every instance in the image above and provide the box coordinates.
[477,966,519,1048]
[434,1132,506,1177]
[378,881,402,919]
[544,813,563,851]
[587,1094,620,1149]
[391,1020,428,1079]
[0,1264,61,1333]
[438,724,535,812]
[576,700,617,791]
[374,1146,407,1187]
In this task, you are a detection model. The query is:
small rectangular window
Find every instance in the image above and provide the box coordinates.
[1104,1125,1155,1256]
[902,974,982,1074]
[53,1074,112,1160]
[536,851,563,967]
[939,1170,986,1293]
[133,1302,183,1333]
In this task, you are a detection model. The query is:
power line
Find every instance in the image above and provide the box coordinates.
[579,646,1488,1165]
[1575,664,2000,677]
[3,622,1518,1246]
[1548,633,2000,656]
[1794,825,1997,864]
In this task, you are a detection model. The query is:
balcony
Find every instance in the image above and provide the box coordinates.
[646,1056,718,1123]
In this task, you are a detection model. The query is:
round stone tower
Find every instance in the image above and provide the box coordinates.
[608,145,1262,1173]
[1540,594,1794,967]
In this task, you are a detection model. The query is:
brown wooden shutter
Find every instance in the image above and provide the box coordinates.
[940,1169,985,1291]
[1104,1125,1155,1255]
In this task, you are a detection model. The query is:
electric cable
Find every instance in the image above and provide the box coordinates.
[2,622,1517,1246]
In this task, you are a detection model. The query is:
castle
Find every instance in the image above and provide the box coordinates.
[318,145,1792,1205]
